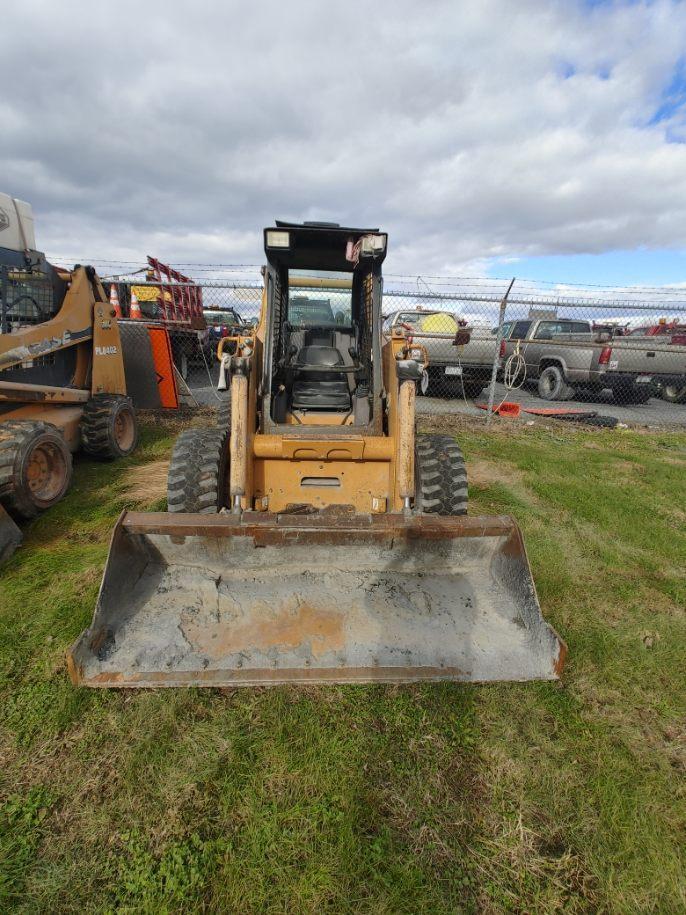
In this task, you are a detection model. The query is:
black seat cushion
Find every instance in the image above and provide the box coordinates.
[298,345,342,370]
[292,345,351,411]
[292,379,351,410]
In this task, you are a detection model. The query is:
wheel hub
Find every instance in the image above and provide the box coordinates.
[26,442,67,502]
[114,410,135,451]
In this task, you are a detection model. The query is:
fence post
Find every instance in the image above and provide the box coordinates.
[486,278,515,427]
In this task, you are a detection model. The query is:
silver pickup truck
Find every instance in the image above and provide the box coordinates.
[383,309,498,398]
[501,318,686,403]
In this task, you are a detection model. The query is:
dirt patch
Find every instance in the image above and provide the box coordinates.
[468,459,525,488]
[418,414,530,437]
[608,458,647,484]
[123,460,169,502]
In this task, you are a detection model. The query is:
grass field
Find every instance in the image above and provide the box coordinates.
[0,415,684,913]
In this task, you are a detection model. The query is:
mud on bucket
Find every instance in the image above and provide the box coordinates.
[67,512,566,688]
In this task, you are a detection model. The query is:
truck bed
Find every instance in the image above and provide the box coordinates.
[610,335,686,380]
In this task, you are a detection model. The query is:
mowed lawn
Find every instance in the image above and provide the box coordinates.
[0,414,684,914]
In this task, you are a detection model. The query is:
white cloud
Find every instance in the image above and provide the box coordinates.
[1,0,686,275]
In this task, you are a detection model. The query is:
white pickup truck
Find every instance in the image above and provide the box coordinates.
[501,317,686,403]
[383,309,498,398]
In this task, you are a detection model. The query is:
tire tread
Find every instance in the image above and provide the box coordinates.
[0,420,72,519]
[414,433,468,516]
[167,427,229,513]
[80,395,138,459]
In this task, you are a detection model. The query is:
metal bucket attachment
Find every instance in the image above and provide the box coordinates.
[67,512,565,687]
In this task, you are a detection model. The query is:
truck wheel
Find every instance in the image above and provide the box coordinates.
[167,427,229,513]
[414,434,468,515]
[0,421,73,520]
[81,395,138,460]
[538,365,573,401]
[661,382,686,404]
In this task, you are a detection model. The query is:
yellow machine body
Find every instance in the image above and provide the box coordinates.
[1,263,137,564]
[0,266,126,441]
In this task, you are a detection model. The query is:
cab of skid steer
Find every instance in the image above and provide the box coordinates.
[259,222,388,433]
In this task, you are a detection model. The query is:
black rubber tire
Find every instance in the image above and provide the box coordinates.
[414,433,468,515]
[0,421,73,520]
[216,397,232,430]
[660,382,686,404]
[538,365,572,401]
[80,395,138,460]
[167,427,229,513]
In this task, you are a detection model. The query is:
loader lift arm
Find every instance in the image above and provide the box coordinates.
[0,266,126,401]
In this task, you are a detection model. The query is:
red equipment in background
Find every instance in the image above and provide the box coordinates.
[145,257,206,328]
[627,321,686,345]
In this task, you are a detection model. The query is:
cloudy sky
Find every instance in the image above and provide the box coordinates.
[2,0,686,284]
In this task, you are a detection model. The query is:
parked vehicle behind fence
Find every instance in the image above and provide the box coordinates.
[203,306,250,354]
[624,322,686,403]
[383,309,498,398]
[501,318,686,404]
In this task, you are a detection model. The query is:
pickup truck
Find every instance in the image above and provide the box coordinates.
[623,322,686,403]
[501,317,686,404]
[383,309,498,398]
[203,306,250,354]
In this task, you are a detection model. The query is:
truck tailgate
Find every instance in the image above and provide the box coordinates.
[611,338,686,378]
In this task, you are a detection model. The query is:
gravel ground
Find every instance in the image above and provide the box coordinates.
[416,381,686,426]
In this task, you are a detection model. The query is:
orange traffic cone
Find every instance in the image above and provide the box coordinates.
[129,290,142,319]
[109,283,122,318]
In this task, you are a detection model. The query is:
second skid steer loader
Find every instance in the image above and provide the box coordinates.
[68,222,565,687]
[0,193,139,563]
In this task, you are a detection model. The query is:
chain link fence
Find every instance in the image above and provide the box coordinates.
[106,270,686,426]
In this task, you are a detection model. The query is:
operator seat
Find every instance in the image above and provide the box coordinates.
[291,343,352,411]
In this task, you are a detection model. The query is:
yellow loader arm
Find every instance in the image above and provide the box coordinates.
[0,266,126,401]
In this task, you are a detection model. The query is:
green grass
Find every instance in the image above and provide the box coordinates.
[0,417,684,913]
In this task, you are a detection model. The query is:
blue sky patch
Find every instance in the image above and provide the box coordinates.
[650,56,686,125]
[488,249,686,287]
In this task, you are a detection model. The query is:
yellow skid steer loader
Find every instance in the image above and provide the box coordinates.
[68,222,565,687]
[1,192,138,563]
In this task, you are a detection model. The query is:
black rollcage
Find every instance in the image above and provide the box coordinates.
[260,228,386,436]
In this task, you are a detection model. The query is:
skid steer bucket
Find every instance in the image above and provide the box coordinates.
[67,512,565,688]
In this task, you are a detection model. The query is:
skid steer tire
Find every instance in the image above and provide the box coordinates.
[0,421,73,520]
[167,427,229,513]
[415,434,468,515]
[216,397,232,430]
[81,395,138,460]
